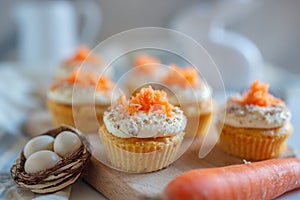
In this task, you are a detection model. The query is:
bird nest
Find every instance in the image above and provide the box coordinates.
[10,125,91,194]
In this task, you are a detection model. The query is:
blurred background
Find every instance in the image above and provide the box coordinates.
[0,0,299,74]
[1,1,300,199]
[1,0,300,131]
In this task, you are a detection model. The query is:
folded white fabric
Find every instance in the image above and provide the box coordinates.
[0,63,70,199]
[0,63,39,133]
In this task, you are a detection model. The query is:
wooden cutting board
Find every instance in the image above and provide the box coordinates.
[83,130,295,200]
[24,111,295,200]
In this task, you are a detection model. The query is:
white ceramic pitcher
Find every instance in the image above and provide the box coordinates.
[171,0,263,91]
[14,0,102,65]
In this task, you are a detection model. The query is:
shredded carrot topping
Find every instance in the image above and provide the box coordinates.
[231,80,283,106]
[96,76,115,92]
[128,86,173,117]
[64,45,102,66]
[162,65,199,88]
[134,54,160,74]
[50,70,114,92]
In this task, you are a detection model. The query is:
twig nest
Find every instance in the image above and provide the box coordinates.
[10,125,91,194]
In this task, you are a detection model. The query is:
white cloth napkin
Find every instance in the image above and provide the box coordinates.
[0,63,70,199]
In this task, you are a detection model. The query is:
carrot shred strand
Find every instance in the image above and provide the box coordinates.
[128,86,173,117]
[162,65,199,88]
[134,54,161,74]
[50,70,114,93]
[231,80,283,106]
[64,45,102,66]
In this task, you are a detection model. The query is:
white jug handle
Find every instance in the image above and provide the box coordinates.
[75,0,102,46]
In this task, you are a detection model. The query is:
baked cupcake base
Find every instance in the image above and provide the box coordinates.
[217,123,293,160]
[47,99,106,133]
[185,112,213,138]
[174,100,214,138]
[99,126,185,173]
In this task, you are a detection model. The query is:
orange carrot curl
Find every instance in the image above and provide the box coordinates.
[50,70,114,92]
[64,45,102,66]
[134,54,160,74]
[128,86,173,117]
[231,80,283,106]
[162,65,199,88]
[162,158,300,200]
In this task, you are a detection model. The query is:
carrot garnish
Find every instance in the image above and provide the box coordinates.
[162,65,199,88]
[134,54,160,74]
[96,76,115,92]
[64,45,102,66]
[50,70,114,92]
[231,80,283,106]
[128,86,173,117]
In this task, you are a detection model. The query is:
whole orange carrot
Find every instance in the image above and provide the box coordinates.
[162,158,300,200]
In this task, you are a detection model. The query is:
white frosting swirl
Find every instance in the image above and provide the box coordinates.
[103,105,187,138]
[167,84,211,105]
[126,67,167,91]
[47,84,119,105]
[219,102,291,129]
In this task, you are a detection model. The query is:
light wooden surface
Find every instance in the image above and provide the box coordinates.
[23,111,295,200]
[83,132,295,200]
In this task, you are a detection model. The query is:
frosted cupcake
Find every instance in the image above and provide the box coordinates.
[54,46,111,81]
[99,86,186,173]
[126,54,164,95]
[47,70,118,133]
[217,80,293,160]
[161,65,213,138]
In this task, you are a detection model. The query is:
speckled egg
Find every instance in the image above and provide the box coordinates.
[54,131,82,157]
[24,150,61,174]
[23,135,55,159]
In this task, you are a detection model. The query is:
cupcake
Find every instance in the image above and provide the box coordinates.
[217,80,293,160]
[161,65,213,138]
[126,54,164,95]
[99,86,187,173]
[54,45,111,81]
[47,70,118,133]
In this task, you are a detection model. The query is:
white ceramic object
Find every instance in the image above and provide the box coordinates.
[14,0,102,65]
[170,1,263,90]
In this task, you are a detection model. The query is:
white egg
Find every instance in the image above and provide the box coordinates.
[24,150,61,174]
[23,135,55,159]
[54,131,82,157]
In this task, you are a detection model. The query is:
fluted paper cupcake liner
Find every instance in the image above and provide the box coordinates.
[218,123,293,160]
[185,112,213,138]
[99,126,184,173]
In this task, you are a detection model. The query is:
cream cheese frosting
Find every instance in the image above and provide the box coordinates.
[103,105,187,138]
[219,101,291,129]
[47,84,118,105]
[167,84,211,105]
[126,67,166,91]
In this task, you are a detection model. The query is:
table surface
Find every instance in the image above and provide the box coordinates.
[71,85,300,200]
[1,62,300,200]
